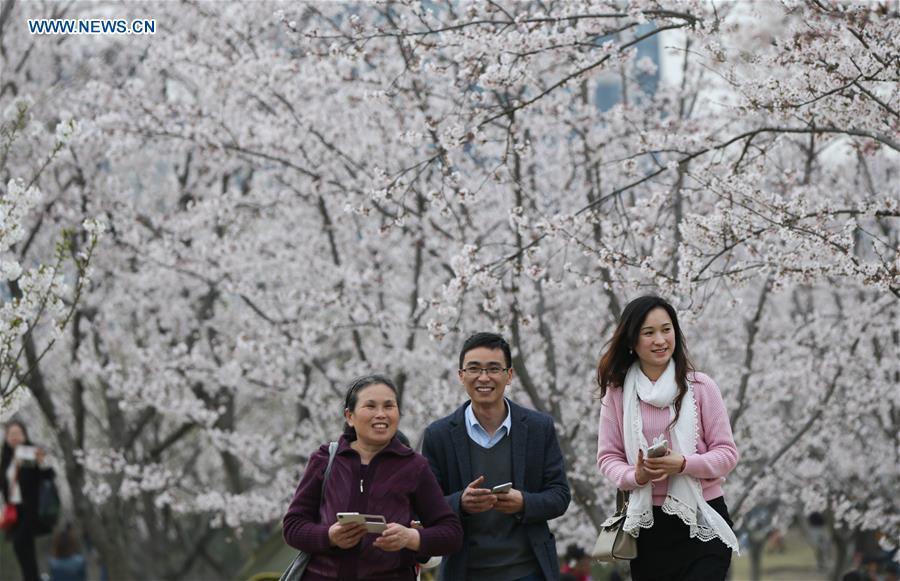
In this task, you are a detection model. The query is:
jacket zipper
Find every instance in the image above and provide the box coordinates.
[360,478,364,493]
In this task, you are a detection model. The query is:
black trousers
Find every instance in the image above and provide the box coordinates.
[630,496,734,581]
[10,505,40,581]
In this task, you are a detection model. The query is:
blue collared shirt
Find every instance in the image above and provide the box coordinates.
[465,399,512,448]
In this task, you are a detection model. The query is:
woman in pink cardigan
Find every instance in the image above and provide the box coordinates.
[596,295,740,581]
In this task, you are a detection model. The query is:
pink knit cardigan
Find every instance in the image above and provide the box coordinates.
[597,371,739,505]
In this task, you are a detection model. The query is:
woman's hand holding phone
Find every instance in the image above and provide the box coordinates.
[373,523,420,552]
[646,440,668,458]
[643,450,686,478]
[328,520,367,548]
[634,449,667,485]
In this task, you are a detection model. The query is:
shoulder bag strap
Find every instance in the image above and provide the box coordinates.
[320,442,338,499]
[616,489,629,514]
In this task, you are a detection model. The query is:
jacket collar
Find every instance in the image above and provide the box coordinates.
[449,399,529,488]
[336,434,414,458]
[450,398,527,426]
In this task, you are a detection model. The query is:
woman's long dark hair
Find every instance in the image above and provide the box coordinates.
[342,374,400,441]
[597,295,694,426]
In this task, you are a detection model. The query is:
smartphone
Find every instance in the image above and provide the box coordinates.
[336,512,387,534]
[646,440,668,458]
[491,482,513,494]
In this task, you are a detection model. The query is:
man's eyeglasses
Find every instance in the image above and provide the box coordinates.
[461,366,509,377]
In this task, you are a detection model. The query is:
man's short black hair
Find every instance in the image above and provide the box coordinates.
[458,332,512,369]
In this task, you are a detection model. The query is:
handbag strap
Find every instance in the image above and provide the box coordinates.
[320,442,338,500]
[616,489,630,514]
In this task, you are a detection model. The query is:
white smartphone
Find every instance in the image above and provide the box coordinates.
[646,440,668,458]
[336,512,387,534]
[491,482,513,494]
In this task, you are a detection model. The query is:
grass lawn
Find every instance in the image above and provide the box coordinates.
[730,529,826,581]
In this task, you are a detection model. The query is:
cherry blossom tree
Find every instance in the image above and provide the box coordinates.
[1,0,896,579]
[0,102,100,419]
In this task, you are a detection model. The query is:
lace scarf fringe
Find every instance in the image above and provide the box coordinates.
[662,495,740,551]
[623,509,654,538]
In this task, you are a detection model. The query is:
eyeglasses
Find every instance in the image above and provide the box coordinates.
[461,366,509,377]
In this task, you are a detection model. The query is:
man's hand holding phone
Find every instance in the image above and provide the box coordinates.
[493,484,524,514]
[461,475,497,514]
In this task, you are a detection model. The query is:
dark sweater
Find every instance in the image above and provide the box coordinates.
[466,435,540,580]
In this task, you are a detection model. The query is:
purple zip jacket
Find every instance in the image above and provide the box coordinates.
[283,435,463,581]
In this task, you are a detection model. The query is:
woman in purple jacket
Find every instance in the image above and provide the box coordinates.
[283,375,463,581]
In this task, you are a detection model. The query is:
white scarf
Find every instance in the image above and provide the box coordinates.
[622,360,739,553]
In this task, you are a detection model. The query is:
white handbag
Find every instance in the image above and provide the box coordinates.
[591,490,638,562]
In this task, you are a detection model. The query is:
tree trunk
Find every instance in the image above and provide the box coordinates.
[829,529,854,581]
[749,539,765,581]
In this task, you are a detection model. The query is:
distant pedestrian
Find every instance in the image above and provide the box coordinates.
[49,523,87,581]
[808,512,830,572]
[560,543,591,581]
[1,419,56,581]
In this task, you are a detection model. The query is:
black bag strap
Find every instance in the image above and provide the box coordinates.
[321,442,338,498]
[279,442,340,581]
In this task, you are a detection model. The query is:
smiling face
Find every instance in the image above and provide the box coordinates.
[458,346,513,411]
[633,307,676,379]
[344,383,400,448]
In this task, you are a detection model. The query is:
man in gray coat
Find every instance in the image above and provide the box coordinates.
[422,332,571,581]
